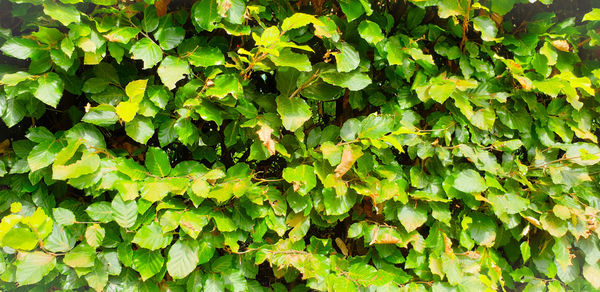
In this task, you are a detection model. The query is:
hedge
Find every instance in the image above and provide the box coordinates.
[1,0,600,291]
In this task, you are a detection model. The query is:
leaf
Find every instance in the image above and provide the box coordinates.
[276,96,311,132]
[1,38,38,60]
[469,214,496,247]
[86,202,113,223]
[85,261,108,292]
[334,144,363,178]
[2,228,38,250]
[130,38,163,69]
[339,0,365,22]
[540,213,568,237]
[551,40,570,52]
[28,140,63,172]
[192,0,220,32]
[282,13,322,31]
[282,165,316,195]
[583,8,600,21]
[565,143,600,166]
[125,116,154,144]
[269,48,312,72]
[358,20,384,45]
[52,153,101,180]
[334,42,360,73]
[583,264,600,289]
[52,208,75,226]
[82,104,119,126]
[63,244,96,268]
[256,124,276,156]
[35,72,64,108]
[158,56,190,90]
[85,224,105,248]
[321,69,371,91]
[454,169,487,193]
[133,222,172,250]
[111,195,137,228]
[15,251,56,285]
[188,47,225,67]
[133,248,164,281]
[146,147,171,177]
[520,241,531,262]
[44,2,80,26]
[167,240,199,279]
[180,210,209,239]
[157,26,186,50]
[472,16,497,42]
[205,74,243,99]
[397,204,428,232]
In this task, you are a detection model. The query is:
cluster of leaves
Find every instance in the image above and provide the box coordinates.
[0,0,600,290]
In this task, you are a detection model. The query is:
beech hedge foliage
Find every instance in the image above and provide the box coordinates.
[1,0,600,291]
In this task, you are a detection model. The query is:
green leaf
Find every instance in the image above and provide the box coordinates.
[192,0,220,32]
[146,147,171,177]
[281,13,322,31]
[339,0,365,22]
[205,74,243,99]
[111,195,137,228]
[540,213,568,237]
[27,140,63,171]
[358,20,384,45]
[35,72,64,108]
[52,153,101,180]
[282,165,316,195]
[334,43,360,73]
[1,38,38,60]
[52,207,76,226]
[2,228,38,250]
[133,222,172,250]
[156,26,185,50]
[105,27,140,44]
[85,261,108,292]
[15,251,56,285]
[454,169,487,193]
[321,69,371,91]
[472,16,497,42]
[86,202,113,223]
[82,104,119,126]
[269,48,312,72]
[1,71,32,86]
[276,96,311,132]
[397,204,428,232]
[167,240,199,279]
[188,47,225,67]
[491,0,515,15]
[583,8,600,21]
[565,143,600,166]
[44,2,81,26]
[85,224,105,248]
[63,244,96,268]
[583,264,600,289]
[158,56,190,90]
[133,248,164,281]
[469,214,496,247]
[130,38,163,69]
[180,210,209,239]
[125,116,154,144]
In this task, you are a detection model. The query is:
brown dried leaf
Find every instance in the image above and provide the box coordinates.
[155,0,171,17]
[334,144,362,178]
[552,40,571,52]
[257,124,276,156]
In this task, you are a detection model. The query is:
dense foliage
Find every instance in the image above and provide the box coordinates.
[0,0,600,290]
